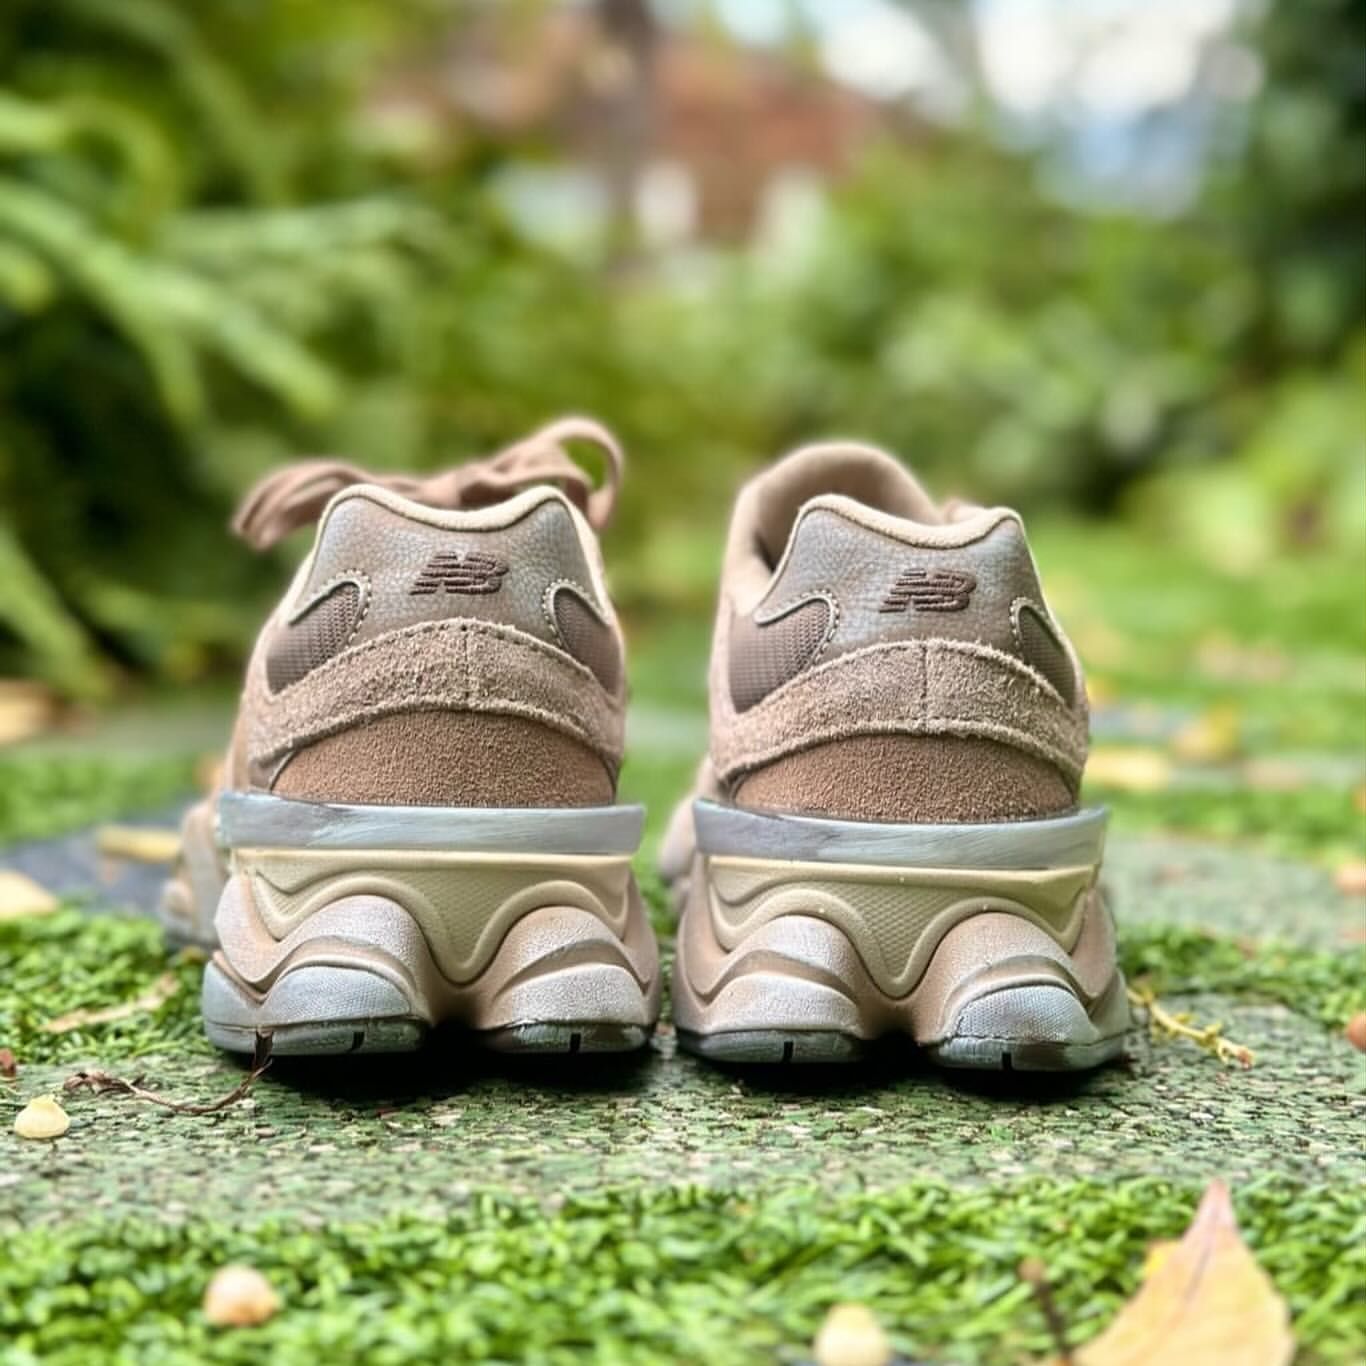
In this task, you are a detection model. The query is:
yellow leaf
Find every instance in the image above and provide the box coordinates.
[13,1093,70,1139]
[0,870,58,921]
[1085,675,1117,708]
[1334,861,1366,898]
[1086,747,1172,793]
[42,971,181,1033]
[195,752,224,794]
[1170,704,1242,764]
[95,825,182,863]
[1073,1181,1293,1366]
[0,679,55,746]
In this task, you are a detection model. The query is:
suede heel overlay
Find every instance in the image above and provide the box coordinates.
[245,618,625,776]
[711,637,1088,788]
[732,735,1076,824]
[271,712,616,808]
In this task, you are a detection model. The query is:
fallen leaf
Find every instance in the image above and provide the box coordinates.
[203,1266,280,1327]
[42,971,181,1033]
[195,752,224,794]
[814,1304,892,1366]
[13,1094,70,1139]
[1170,704,1242,764]
[1333,861,1366,897]
[0,1047,15,1078]
[95,825,182,863]
[0,679,56,746]
[1345,1013,1366,1053]
[0,871,58,921]
[1194,636,1288,685]
[1241,758,1309,793]
[1086,747,1172,793]
[1058,1181,1293,1365]
[1085,675,1117,708]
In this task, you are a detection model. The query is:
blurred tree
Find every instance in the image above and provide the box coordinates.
[0,0,468,692]
[0,0,1359,696]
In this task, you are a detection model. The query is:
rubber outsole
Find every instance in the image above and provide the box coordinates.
[203,1018,652,1058]
[676,1028,868,1065]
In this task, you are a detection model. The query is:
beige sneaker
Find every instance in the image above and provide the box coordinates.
[662,442,1130,1070]
[161,419,660,1055]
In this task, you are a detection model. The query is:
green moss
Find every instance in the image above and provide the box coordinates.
[0,910,206,1065]
[0,752,197,849]
[1119,922,1366,1030]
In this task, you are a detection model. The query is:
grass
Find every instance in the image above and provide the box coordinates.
[0,517,1362,1362]
[0,910,208,1066]
[2,1179,1363,1365]
[1119,923,1366,1031]
[1030,521,1365,756]
[0,752,197,850]
[1087,783,1366,866]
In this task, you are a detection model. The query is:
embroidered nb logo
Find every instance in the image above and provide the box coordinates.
[879,568,977,613]
[410,551,509,596]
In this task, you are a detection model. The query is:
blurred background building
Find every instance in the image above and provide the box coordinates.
[0,0,1361,704]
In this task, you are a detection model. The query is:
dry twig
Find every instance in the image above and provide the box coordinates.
[1127,983,1254,1067]
[63,1037,272,1114]
[1019,1258,1074,1363]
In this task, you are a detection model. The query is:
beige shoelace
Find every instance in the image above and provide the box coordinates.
[232,416,625,551]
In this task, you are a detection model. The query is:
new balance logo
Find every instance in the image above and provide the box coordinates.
[879,568,977,613]
[409,551,509,596]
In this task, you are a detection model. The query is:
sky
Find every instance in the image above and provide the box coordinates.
[658,0,1265,210]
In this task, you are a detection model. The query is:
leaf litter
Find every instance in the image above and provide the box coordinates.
[1035,1180,1293,1366]
[42,970,181,1033]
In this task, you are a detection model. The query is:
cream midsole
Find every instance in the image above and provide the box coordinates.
[672,846,1122,1042]
[210,845,660,1026]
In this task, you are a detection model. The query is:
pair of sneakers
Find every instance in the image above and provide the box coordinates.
[161,417,1130,1071]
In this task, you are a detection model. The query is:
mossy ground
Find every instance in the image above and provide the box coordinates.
[1,523,1363,1363]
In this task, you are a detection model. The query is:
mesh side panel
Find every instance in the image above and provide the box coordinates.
[266,582,362,692]
[1014,602,1077,705]
[552,589,622,693]
[728,598,832,713]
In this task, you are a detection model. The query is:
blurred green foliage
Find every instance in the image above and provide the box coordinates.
[0,0,1361,696]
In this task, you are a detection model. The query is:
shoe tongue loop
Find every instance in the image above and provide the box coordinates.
[231,416,624,551]
[751,440,941,565]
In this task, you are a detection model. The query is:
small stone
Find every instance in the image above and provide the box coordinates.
[13,1094,69,1139]
[1345,1013,1366,1054]
[813,1303,893,1366]
[1334,861,1366,897]
[203,1265,280,1327]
